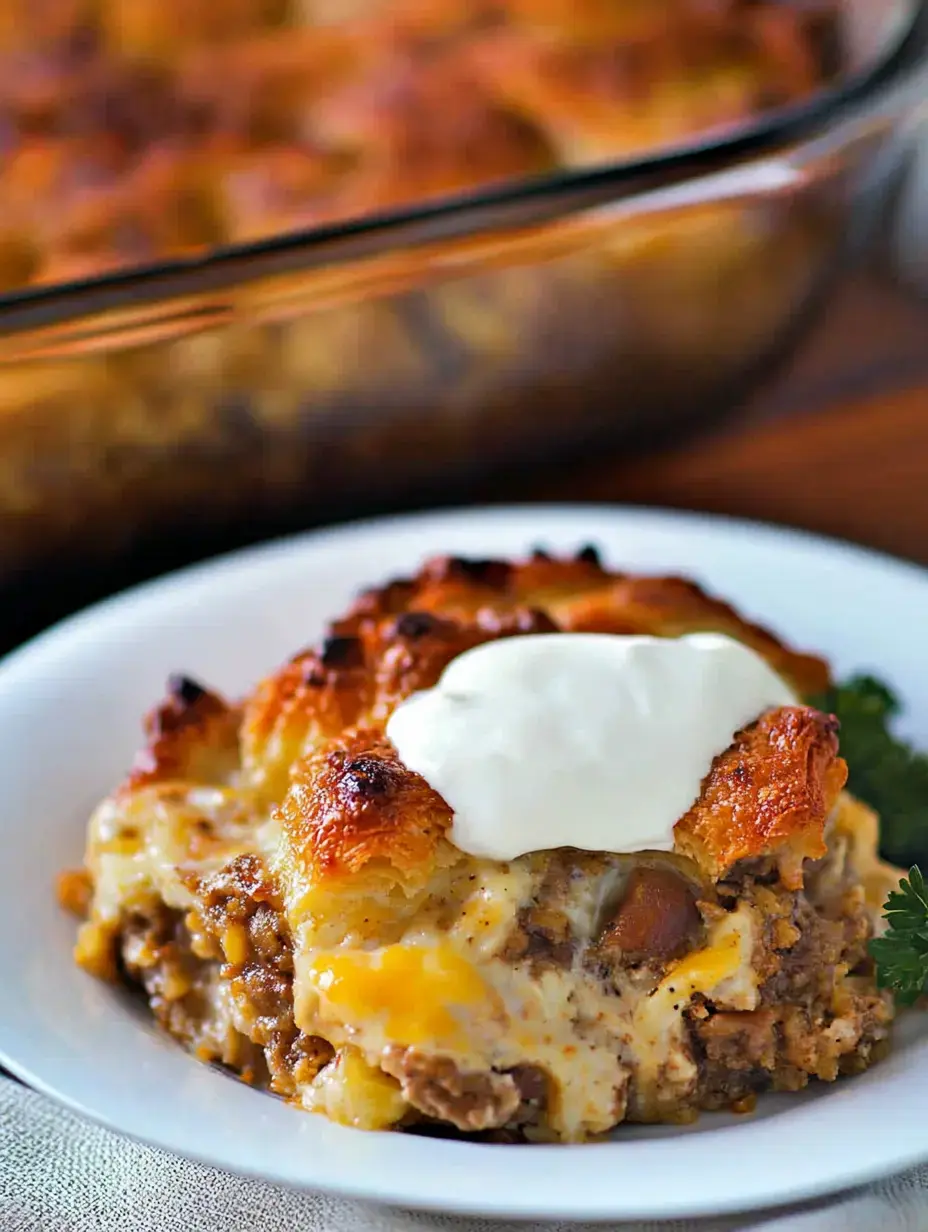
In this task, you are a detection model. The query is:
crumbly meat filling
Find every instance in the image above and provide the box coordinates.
[106,855,334,1098]
[689,862,891,1113]
[116,901,267,1084]
[84,817,892,1140]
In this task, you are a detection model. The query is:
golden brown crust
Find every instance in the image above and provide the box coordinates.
[108,551,836,898]
[241,606,557,800]
[333,550,830,697]
[125,675,241,792]
[674,706,847,886]
[276,730,452,889]
[242,637,373,802]
[240,550,835,895]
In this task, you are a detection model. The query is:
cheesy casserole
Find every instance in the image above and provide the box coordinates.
[61,549,899,1141]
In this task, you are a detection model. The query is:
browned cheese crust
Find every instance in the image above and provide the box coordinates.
[126,674,242,792]
[249,550,833,893]
[674,707,847,889]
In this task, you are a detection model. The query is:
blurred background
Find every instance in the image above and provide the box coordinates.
[0,0,926,651]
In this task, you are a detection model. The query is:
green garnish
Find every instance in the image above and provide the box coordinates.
[810,675,928,1000]
[869,867,928,1005]
[811,675,928,868]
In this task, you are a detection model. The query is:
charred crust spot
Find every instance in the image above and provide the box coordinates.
[341,755,397,800]
[343,577,418,626]
[300,634,364,685]
[394,611,442,640]
[141,676,231,749]
[442,556,512,588]
[302,663,327,687]
[285,734,451,881]
[320,635,364,669]
[576,545,602,567]
[167,674,208,706]
[530,547,552,561]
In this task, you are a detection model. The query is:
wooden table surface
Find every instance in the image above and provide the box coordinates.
[515,274,928,564]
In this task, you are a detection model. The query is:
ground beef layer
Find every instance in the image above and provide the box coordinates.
[88,838,892,1140]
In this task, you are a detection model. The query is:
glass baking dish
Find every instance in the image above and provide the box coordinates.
[0,0,923,626]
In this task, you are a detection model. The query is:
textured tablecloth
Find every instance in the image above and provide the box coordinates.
[1,1076,925,1232]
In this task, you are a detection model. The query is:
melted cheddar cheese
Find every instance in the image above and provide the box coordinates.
[305,941,498,1053]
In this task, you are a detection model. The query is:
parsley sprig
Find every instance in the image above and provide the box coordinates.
[869,868,928,1005]
[811,675,928,868]
[810,675,928,1001]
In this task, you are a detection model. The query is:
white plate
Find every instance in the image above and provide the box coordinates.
[1,505,927,1223]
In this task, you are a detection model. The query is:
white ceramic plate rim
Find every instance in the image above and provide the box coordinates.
[1,504,927,1223]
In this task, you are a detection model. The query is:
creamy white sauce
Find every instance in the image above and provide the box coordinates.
[385,632,796,861]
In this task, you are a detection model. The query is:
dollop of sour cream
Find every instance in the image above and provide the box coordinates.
[385,632,796,861]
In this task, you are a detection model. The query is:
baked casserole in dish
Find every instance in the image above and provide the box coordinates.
[61,550,901,1141]
[0,0,843,285]
[0,0,922,620]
